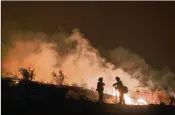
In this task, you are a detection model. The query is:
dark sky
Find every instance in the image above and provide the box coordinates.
[2,1,175,72]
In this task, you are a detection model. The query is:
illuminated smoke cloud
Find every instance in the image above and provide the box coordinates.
[109,47,175,92]
[2,28,175,95]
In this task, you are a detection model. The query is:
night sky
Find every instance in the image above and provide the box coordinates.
[2,1,175,72]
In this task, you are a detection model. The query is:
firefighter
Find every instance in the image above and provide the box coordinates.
[113,77,126,105]
[96,77,105,103]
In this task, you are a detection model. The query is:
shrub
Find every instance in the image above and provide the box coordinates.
[18,67,35,81]
[52,70,65,85]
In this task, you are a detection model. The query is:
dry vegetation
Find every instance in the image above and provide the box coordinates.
[2,67,175,105]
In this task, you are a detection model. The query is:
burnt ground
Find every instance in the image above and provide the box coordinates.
[2,77,175,115]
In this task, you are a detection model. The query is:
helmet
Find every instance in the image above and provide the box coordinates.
[116,76,120,81]
[98,77,103,81]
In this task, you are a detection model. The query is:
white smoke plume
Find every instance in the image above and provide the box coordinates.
[2,28,175,96]
[109,47,175,92]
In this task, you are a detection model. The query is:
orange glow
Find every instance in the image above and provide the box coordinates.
[109,88,148,105]
[2,31,141,94]
[2,30,172,105]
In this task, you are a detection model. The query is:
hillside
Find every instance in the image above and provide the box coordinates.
[2,77,175,115]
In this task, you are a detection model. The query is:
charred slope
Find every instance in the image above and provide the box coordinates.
[2,77,175,115]
[2,98,175,115]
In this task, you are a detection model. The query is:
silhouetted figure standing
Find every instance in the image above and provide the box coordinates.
[96,77,105,103]
[113,77,125,105]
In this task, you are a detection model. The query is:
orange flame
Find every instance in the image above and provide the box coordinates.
[109,88,148,105]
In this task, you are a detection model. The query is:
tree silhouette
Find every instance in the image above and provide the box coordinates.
[52,70,65,85]
[18,67,35,81]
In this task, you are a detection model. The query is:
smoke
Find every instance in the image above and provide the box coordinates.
[109,47,175,92]
[2,28,175,95]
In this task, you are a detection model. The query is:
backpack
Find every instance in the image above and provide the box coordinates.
[122,86,128,94]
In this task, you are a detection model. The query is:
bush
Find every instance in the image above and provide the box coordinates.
[52,70,65,85]
[18,67,35,81]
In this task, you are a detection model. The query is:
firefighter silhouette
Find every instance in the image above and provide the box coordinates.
[113,77,128,105]
[96,77,105,103]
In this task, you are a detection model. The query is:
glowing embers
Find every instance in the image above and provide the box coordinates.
[110,88,148,105]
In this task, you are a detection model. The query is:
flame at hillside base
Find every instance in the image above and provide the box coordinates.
[106,88,148,105]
